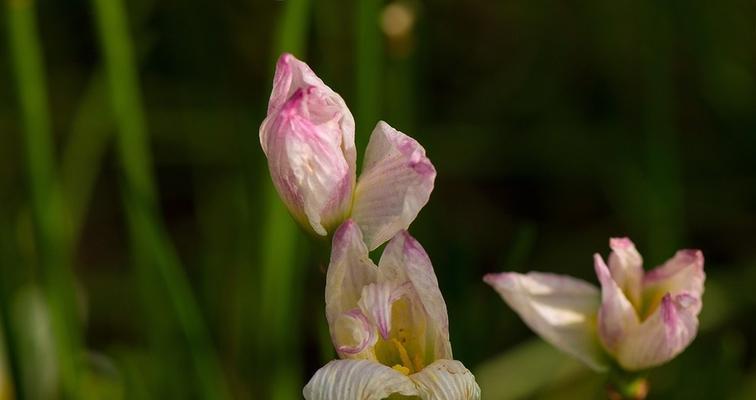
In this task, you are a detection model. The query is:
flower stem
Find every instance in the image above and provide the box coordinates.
[607,371,649,400]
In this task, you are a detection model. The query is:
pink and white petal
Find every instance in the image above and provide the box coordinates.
[267,54,357,158]
[643,250,705,314]
[357,282,396,340]
[594,254,640,353]
[608,238,644,307]
[326,221,379,335]
[351,121,436,251]
[411,359,481,400]
[303,359,418,400]
[333,309,377,357]
[263,53,356,188]
[484,272,608,371]
[260,91,354,235]
[379,231,453,360]
[616,293,700,370]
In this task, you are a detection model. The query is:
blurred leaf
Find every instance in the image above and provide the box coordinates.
[474,339,591,400]
[10,286,57,400]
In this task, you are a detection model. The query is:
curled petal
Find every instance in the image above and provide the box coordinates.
[643,250,705,315]
[326,221,379,340]
[608,237,644,307]
[352,121,436,250]
[379,231,453,360]
[616,293,700,370]
[303,360,418,400]
[594,254,639,353]
[411,359,481,400]
[484,272,608,371]
[333,309,376,356]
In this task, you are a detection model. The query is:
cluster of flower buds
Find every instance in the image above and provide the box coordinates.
[260,54,705,399]
[260,54,480,399]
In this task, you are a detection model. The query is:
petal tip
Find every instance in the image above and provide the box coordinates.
[277,52,293,67]
[334,219,359,239]
[593,254,610,280]
[609,237,634,249]
[483,272,516,290]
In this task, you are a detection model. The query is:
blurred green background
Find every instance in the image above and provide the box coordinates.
[1,0,755,399]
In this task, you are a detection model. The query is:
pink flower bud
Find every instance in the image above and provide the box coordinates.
[260,54,356,236]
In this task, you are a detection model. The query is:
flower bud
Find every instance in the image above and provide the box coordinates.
[260,54,356,236]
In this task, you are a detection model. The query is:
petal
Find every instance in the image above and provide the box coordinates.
[357,282,396,340]
[594,254,640,353]
[333,309,377,356]
[643,250,705,315]
[411,360,481,400]
[326,221,379,352]
[260,89,355,235]
[379,231,453,360]
[616,293,700,370]
[483,272,608,371]
[352,121,436,250]
[266,54,356,167]
[303,359,418,400]
[607,237,644,308]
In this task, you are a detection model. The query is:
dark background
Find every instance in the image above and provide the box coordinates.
[1,0,755,399]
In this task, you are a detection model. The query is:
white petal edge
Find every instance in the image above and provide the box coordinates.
[484,272,608,371]
[303,359,418,400]
[411,359,481,400]
[379,231,453,360]
[351,121,436,250]
[616,293,700,370]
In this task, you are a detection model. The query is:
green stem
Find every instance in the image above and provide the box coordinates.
[0,214,23,400]
[89,0,229,398]
[257,0,311,398]
[607,371,649,400]
[6,0,86,398]
[355,0,382,149]
[60,72,112,241]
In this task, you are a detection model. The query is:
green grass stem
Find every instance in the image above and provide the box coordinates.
[89,0,229,398]
[6,0,87,398]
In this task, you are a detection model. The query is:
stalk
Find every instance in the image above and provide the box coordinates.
[6,0,86,398]
[89,0,229,398]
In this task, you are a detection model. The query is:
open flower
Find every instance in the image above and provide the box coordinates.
[260,54,435,250]
[484,238,705,371]
[304,220,480,399]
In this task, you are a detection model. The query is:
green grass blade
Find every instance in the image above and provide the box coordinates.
[60,73,112,241]
[89,0,229,398]
[6,0,86,398]
[355,0,382,148]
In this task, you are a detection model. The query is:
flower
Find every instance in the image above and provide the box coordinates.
[484,238,705,371]
[303,220,481,399]
[260,54,435,250]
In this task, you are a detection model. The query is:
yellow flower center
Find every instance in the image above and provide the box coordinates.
[374,298,428,374]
